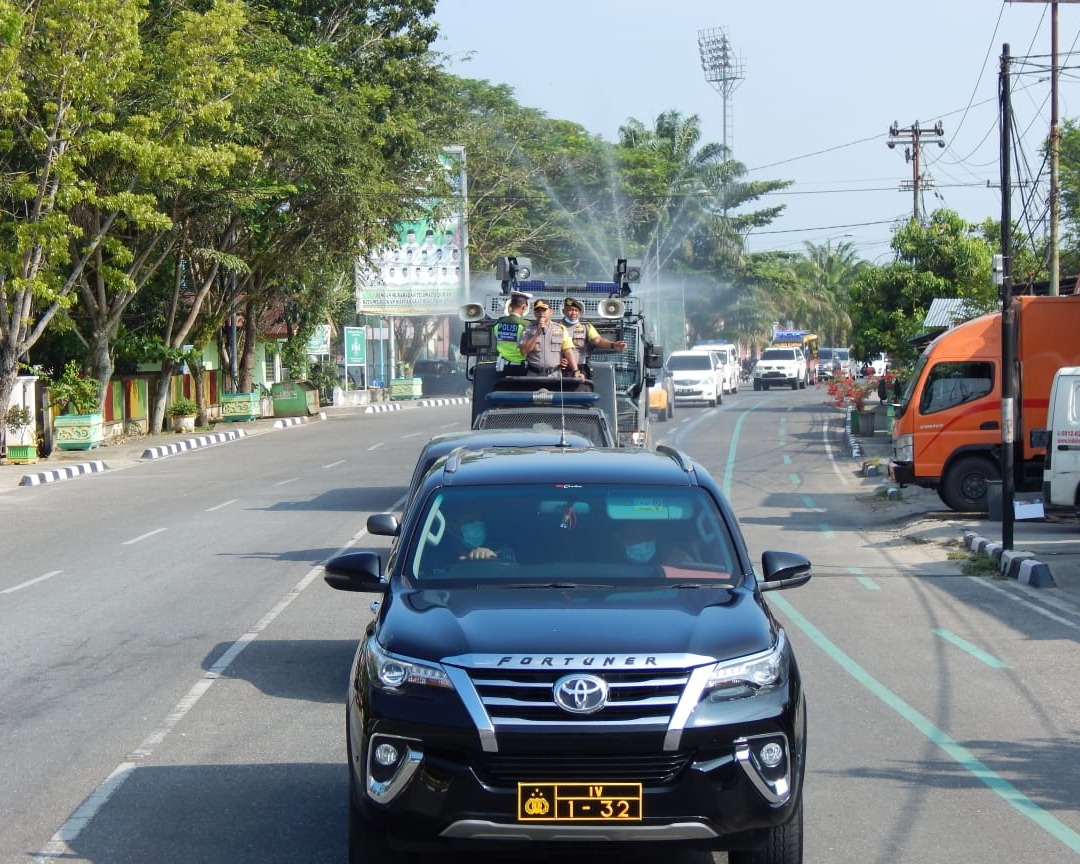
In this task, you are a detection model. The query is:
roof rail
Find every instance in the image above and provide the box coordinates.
[655,444,696,476]
[444,446,470,475]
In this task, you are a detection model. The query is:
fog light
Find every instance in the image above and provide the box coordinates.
[374,742,400,767]
[759,741,783,768]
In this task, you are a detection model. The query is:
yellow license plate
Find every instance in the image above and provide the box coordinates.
[518,782,643,822]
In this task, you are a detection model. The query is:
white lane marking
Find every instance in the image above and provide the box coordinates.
[31,528,371,863]
[272,477,298,486]
[323,459,346,469]
[2,570,63,595]
[121,528,166,546]
[969,575,1080,631]
[206,499,237,512]
[367,442,384,450]
[823,416,855,487]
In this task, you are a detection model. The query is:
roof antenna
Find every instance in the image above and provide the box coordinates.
[558,361,568,446]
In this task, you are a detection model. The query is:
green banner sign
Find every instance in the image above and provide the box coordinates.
[344,326,366,364]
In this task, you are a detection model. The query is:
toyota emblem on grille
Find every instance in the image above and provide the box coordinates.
[553,674,608,714]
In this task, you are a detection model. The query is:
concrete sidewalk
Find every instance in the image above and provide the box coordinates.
[0,413,315,489]
[841,400,1080,599]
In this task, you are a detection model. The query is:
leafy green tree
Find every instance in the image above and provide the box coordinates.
[0,0,148,416]
[848,210,997,367]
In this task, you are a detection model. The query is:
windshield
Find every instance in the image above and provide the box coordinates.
[405,485,739,587]
[761,348,796,361]
[818,349,833,360]
[668,353,713,371]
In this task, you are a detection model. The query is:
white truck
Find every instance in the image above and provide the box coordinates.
[1041,366,1080,511]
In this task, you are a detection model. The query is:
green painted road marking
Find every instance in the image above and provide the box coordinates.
[723,405,760,500]
[770,595,1079,854]
[818,523,835,540]
[933,629,1011,669]
[800,494,814,507]
[782,454,792,465]
[791,475,802,488]
[849,566,881,590]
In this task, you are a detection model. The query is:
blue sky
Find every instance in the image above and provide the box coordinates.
[433,0,1077,263]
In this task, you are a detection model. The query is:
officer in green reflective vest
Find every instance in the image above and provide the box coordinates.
[492,291,531,375]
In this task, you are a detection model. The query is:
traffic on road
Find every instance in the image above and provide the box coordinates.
[2,389,1080,864]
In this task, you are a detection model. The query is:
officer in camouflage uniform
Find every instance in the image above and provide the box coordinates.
[560,297,627,377]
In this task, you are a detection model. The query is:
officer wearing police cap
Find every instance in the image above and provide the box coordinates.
[560,296,627,377]
[518,299,583,378]
[492,291,531,374]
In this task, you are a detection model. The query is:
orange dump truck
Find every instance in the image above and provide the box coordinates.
[888,295,1080,512]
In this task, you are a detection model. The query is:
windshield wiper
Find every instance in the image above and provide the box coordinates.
[502,582,616,590]
[668,582,731,589]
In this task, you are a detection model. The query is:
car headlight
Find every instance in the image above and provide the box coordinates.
[364,640,453,691]
[894,432,913,462]
[705,631,787,698]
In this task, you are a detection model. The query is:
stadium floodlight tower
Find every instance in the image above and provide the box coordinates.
[697,27,744,157]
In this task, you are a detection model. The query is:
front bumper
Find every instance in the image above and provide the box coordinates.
[673,385,714,403]
[349,686,805,852]
[888,460,916,484]
[754,371,798,386]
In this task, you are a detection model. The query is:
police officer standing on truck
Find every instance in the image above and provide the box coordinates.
[560,296,627,378]
[492,291,531,375]
[519,299,584,379]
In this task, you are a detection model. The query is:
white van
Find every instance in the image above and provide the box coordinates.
[694,343,740,395]
[1042,366,1080,509]
[668,349,722,407]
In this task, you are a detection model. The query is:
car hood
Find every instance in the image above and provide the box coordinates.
[377,586,776,664]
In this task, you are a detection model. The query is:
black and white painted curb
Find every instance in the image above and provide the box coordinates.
[962,530,1056,588]
[273,412,326,428]
[141,428,248,459]
[15,415,334,487]
[19,461,108,487]
[364,397,469,414]
[842,406,864,458]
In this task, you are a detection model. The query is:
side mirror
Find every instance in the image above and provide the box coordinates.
[759,550,812,592]
[367,513,400,536]
[323,551,386,592]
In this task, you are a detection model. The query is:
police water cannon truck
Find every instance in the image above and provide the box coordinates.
[458,256,663,447]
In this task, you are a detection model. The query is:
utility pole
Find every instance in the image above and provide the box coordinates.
[886,121,946,221]
[1000,44,1016,551]
[1006,0,1080,293]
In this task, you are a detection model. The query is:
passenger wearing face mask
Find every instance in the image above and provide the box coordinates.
[613,521,691,566]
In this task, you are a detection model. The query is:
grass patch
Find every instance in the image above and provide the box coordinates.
[960,555,1001,577]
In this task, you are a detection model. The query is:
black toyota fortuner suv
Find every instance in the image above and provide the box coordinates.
[324,444,812,864]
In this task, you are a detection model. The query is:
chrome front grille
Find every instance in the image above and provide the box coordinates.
[441,653,717,753]
[469,667,690,728]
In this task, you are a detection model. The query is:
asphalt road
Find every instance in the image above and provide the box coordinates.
[1,390,1079,863]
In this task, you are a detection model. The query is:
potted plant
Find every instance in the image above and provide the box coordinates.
[49,360,105,450]
[823,377,878,435]
[4,404,37,463]
[166,396,198,433]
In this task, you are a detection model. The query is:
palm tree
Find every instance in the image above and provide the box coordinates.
[797,239,867,345]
